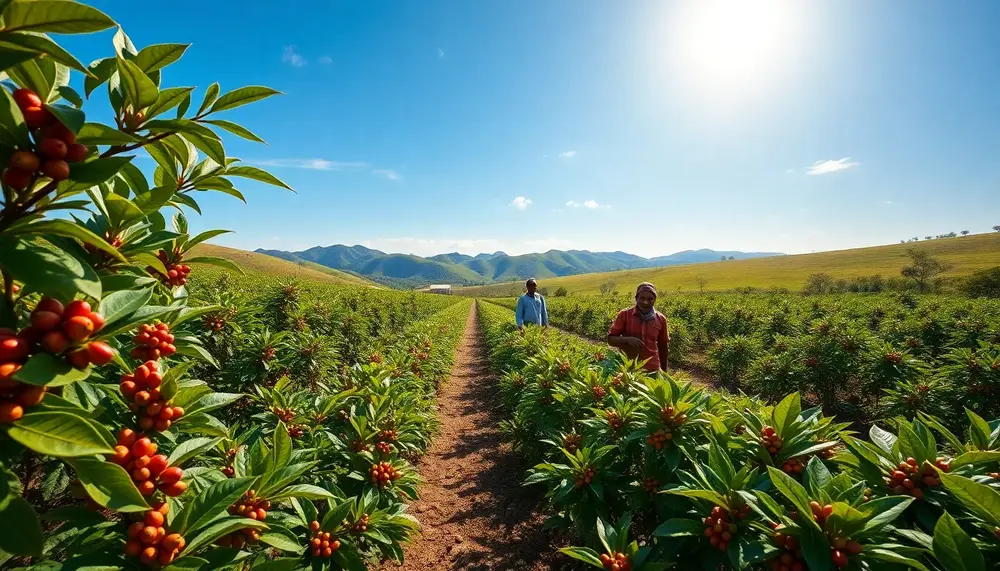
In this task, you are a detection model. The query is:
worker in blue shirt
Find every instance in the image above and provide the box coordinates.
[515,278,549,331]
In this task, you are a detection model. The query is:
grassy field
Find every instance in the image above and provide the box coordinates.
[456,232,1000,296]
[190,243,377,286]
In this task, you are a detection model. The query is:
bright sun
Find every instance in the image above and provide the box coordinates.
[663,0,804,107]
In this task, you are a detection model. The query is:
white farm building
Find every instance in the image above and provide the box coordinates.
[428,284,452,295]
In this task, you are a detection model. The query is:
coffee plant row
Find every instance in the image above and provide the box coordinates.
[490,292,1000,423]
[477,299,1000,571]
[0,2,470,569]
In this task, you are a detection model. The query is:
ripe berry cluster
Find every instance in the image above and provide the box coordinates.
[769,524,805,571]
[152,250,191,287]
[25,298,113,368]
[288,423,305,438]
[124,502,185,566]
[884,352,904,365]
[804,356,820,368]
[703,506,738,552]
[308,521,341,558]
[827,534,863,568]
[606,410,623,430]
[129,323,176,361]
[593,350,606,361]
[781,457,804,475]
[884,457,947,499]
[120,360,185,432]
[610,373,625,389]
[378,429,398,442]
[376,441,393,456]
[642,476,660,493]
[562,433,582,453]
[760,426,783,456]
[646,428,673,450]
[599,552,631,571]
[557,360,572,375]
[222,490,269,545]
[574,466,596,488]
[109,429,185,497]
[658,405,687,425]
[350,513,370,534]
[591,385,606,400]
[370,461,401,487]
[3,89,89,191]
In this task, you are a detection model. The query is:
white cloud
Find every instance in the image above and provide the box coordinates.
[318,56,333,65]
[510,196,532,210]
[437,47,445,58]
[373,169,401,181]
[559,150,577,158]
[806,157,859,175]
[282,46,307,67]
[566,199,608,209]
[254,159,368,170]
[785,168,794,174]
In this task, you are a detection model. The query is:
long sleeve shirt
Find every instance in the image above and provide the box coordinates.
[515,293,549,327]
[608,308,670,372]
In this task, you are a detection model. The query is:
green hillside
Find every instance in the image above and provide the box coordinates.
[456,232,1000,296]
[189,244,377,285]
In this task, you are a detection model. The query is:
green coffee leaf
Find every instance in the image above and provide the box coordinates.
[173,477,255,536]
[224,164,292,191]
[203,119,265,143]
[116,56,158,109]
[8,411,114,457]
[99,287,154,328]
[13,353,91,387]
[209,86,281,113]
[0,236,101,299]
[134,43,189,73]
[76,122,138,145]
[70,458,149,513]
[0,32,88,73]
[933,512,984,571]
[2,0,115,33]
[0,496,43,557]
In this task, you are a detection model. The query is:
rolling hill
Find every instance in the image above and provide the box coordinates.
[455,232,1000,296]
[255,245,781,288]
[189,244,376,286]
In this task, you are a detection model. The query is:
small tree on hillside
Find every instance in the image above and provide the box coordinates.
[554,286,568,297]
[599,280,617,296]
[961,230,970,236]
[728,256,735,260]
[720,256,727,261]
[925,236,933,240]
[994,225,1000,232]
[696,276,708,293]
[901,249,951,293]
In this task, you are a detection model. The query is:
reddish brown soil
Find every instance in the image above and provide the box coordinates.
[380,303,565,571]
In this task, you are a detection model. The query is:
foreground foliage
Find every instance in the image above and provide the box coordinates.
[479,300,1000,571]
[0,3,469,568]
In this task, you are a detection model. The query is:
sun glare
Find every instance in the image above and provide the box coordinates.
[662,0,804,109]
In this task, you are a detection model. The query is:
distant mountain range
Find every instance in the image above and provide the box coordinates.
[255,245,784,289]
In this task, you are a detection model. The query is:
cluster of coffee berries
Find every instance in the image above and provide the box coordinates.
[646,428,674,451]
[884,352,904,365]
[562,433,582,453]
[24,298,113,369]
[0,328,46,423]
[827,533,863,568]
[703,506,739,552]
[121,361,185,432]
[557,360,572,375]
[3,89,89,191]
[130,323,176,361]
[769,524,805,571]
[591,385,607,400]
[804,356,820,368]
[575,466,596,488]
[606,410,623,430]
[220,490,268,545]
[124,502,186,566]
[378,429,398,443]
[809,501,833,526]
[110,429,185,497]
[593,350,606,361]
[610,373,625,389]
[288,423,306,438]
[781,457,804,475]
[642,476,660,493]
[884,457,946,499]
[150,250,191,287]
[658,405,688,426]
[376,441,393,456]
[760,426,783,456]
[272,406,296,423]
[307,521,341,558]
[350,513,370,534]
[599,552,631,571]
[370,461,401,488]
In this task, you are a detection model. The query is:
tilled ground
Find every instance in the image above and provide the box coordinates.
[380,302,567,571]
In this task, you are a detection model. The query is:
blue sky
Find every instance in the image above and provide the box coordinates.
[64,0,1000,258]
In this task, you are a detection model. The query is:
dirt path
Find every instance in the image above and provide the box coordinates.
[381,302,562,571]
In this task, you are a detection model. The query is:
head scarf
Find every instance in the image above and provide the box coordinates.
[635,282,658,322]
